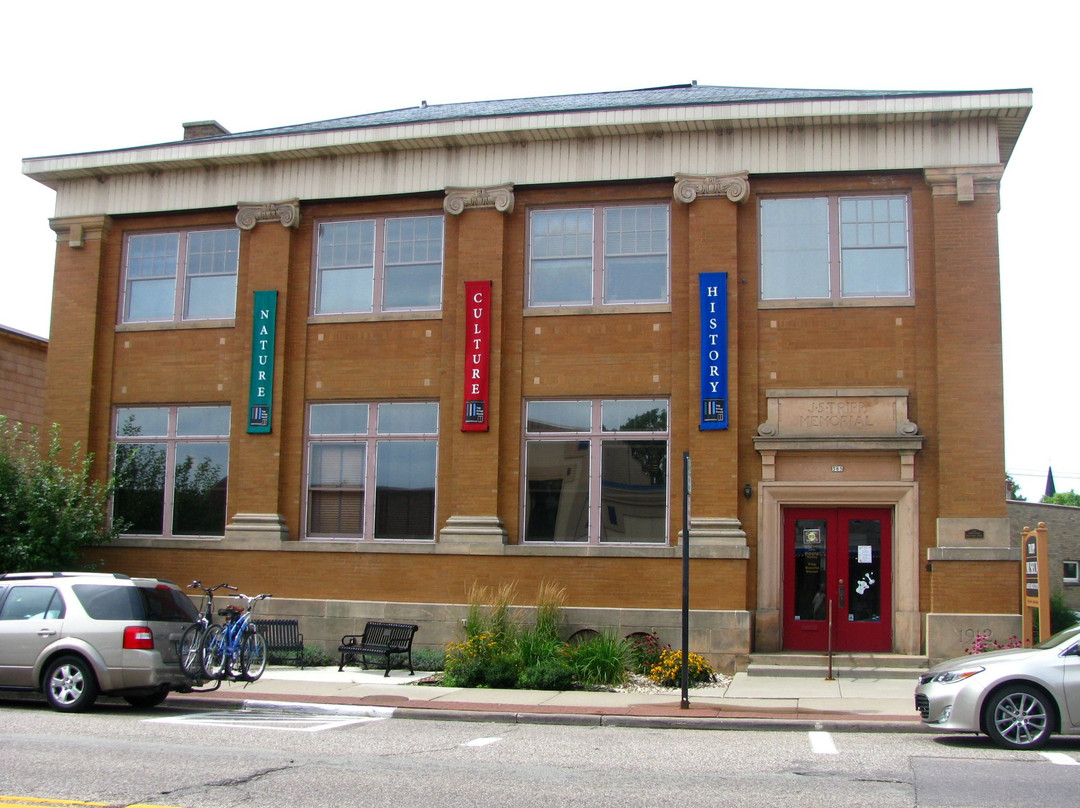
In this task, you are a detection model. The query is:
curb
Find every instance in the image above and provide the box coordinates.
[166,694,925,734]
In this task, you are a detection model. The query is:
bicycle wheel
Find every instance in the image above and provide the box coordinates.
[239,628,267,680]
[201,624,227,679]
[178,623,205,678]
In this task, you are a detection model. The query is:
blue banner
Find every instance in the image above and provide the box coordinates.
[699,273,728,430]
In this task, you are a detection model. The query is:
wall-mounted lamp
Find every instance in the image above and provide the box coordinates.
[743,483,753,501]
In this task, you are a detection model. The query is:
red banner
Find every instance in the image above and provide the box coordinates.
[462,280,491,431]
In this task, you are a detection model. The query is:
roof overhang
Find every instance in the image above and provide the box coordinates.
[23,90,1032,189]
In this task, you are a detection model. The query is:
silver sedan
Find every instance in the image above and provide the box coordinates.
[915,626,1080,749]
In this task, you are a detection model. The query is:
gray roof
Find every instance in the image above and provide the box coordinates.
[208,83,1006,141]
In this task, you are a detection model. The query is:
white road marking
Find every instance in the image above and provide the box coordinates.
[1040,752,1079,766]
[463,737,502,747]
[809,731,838,754]
[148,711,385,733]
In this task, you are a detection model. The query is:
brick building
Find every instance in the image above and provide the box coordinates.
[22,84,1031,668]
[0,324,47,435]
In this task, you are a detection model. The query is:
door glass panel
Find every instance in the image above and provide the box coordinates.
[794,519,828,621]
[847,519,882,622]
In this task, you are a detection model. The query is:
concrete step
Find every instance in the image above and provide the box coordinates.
[746,652,929,680]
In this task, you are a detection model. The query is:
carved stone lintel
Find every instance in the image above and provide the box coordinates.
[673,172,750,204]
[924,166,1004,202]
[444,184,515,215]
[236,199,301,230]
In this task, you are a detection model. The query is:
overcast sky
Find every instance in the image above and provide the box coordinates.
[1,1,1072,498]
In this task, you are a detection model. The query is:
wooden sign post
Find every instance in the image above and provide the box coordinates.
[1022,522,1050,645]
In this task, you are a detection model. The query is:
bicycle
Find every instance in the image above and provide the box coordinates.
[178,581,236,681]
[201,592,272,681]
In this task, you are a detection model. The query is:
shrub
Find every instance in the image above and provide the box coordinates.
[276,645,335,668]
[0,418,122,573]
[1049,590,1078,635]
[627,632,667,675]
[648,648,715,686]
[518,659,576,691]
[444,632,503,687]
[410,647,446,671]
[483,653,524,689]
[566,632,628,687]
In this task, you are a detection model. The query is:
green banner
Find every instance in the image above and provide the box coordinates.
[247,290,277,434]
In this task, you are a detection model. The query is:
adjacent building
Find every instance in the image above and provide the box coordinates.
[22,84,1032,668]
[0,324,47,436]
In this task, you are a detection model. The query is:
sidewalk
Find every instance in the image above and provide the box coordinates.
[166,666,924,733]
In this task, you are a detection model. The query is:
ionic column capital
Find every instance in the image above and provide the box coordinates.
[673,172,750,204]
[444,183,515,215]
[236,199,301,230]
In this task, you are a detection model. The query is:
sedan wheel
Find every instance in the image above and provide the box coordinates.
[984,684,1053,749]
[43,655,99,712]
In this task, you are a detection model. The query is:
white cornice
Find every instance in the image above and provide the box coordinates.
[22,91,1032,188]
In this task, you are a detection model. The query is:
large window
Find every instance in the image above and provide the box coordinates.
[306,402,438,540]
[122,229,240,323]
[759,195,910,303]
[528,204,669,308]
[523,399,668,543]
[112,406,230,537]
[314,215,444,315]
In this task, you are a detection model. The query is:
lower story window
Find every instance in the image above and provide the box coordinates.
[1065,561,1079,584]
[523,399,668,544]
[113,405,230,537]
[306,401,438,540]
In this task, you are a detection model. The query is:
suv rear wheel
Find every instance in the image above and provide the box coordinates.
[43,655,99,712]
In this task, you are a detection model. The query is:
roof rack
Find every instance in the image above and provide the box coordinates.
[0,571,131,581]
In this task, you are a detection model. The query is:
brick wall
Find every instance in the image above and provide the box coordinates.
[0,326,47,433]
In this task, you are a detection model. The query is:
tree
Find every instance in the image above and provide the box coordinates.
[0,416,122,573]
[1006,473,1026,501]
[1042,490,1080,507]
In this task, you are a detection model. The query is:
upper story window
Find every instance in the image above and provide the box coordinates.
[314,215,444,315]
[528,204,669,308]
[305,401,438,540]
[122,229,240,323]
[112,405,231,538]
[759,195,911,303]
[523,398,669,544]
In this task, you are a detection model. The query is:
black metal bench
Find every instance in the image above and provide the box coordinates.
[254,619,305,667]
[338,621,419,676]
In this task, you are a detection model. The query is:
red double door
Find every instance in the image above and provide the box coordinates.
[783,508,892,652]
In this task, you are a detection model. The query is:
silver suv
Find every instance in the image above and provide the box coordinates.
[0,571,198,711]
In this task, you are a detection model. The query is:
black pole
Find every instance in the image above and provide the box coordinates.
[681,451,690,709]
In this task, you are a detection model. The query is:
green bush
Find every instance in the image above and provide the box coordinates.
[565,632,628,687]
[1049,590,1078,634]
[627,632,667,675]
[0,418,121,573]
[411,647,446,671]
[518,659,576,691]
[483,653,524,688]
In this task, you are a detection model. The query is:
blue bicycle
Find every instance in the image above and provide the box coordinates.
[200,592,272,681]
[179,581,236,681]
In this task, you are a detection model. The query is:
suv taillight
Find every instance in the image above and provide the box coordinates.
[123,626,155,650]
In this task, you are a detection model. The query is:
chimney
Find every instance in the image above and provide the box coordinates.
[182,120,230,141]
